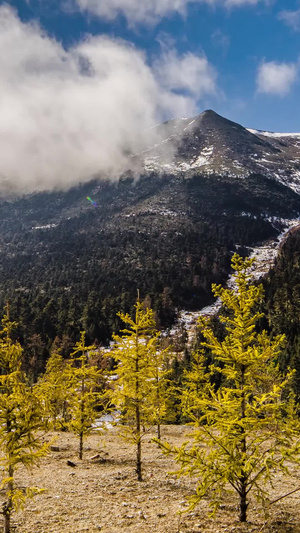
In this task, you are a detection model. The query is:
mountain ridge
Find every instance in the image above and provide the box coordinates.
[139,109,300,194]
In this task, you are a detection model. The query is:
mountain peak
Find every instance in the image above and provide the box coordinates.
[142,110,300,193]
[196,109,244,130]
[200,109,220,117]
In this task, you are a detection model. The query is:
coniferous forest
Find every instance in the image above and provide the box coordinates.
[1,172,300,380]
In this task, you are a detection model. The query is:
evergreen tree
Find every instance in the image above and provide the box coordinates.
[37,349,72,430]
[0,306,49,533]
[67,332,108,459]
[147,341,171,440]
[160,255,300,522]
[110,300,171,480]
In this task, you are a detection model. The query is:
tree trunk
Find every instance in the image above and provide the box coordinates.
[157,422,161,441]
[79,430,83,460]
[136,436,142,481]
[79,385,84,460]
[135,336,142,481]
[3,500,12,533]
[239,484,248,522]
[136,402,142,481]
[3,471,13,533]
[239,365,248,522]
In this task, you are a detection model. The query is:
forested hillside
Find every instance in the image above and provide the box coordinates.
[263,226,300,395]
[1,170,299,373]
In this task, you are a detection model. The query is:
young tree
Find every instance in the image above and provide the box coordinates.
[67,332,108,459]
[36,349,72,430]
[161,254,300,522]
[181,350,210,421]
[110,300,170,480]
[0,306,49,533]
[147,342,172,440]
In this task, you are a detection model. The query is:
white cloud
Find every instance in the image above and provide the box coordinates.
[154,49,217,98]
[278,9,300,32]
[211,29,230,53]
[256,61,298,96]
[74,0,266,25]
[153,50,217,119]
[225,0,261,6]
[75,0,188,25]
[0,5,218,193]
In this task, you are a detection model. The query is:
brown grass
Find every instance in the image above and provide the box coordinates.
[3,425,300,533]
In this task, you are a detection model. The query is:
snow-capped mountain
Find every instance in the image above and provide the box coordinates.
[139,110,300,194]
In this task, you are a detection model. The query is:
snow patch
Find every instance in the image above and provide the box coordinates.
[191,155,209,167]
[183,119,196,131]
[247,128,300,138]
[32,224,57,230]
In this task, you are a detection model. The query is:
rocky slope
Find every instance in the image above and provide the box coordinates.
[139,110,300,193]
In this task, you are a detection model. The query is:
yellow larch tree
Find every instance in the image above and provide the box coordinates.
[67,332,108,459]
[161,254,300,522]
[36,349,72,430]
[0,306,49,533]
[110,300,171,480]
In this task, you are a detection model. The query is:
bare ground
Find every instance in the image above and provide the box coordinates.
[3,425,300,533]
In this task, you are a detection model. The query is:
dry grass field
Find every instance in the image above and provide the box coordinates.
[4,425,300,533]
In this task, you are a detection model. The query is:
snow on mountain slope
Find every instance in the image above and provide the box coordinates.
[172,217,300,348]
[139,110,300,194]
[247,129,300,139]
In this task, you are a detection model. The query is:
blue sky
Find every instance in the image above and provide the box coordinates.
[0,0,300,191]
[9,0,300,131]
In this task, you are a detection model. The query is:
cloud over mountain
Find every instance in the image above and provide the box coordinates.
[0,5,217,194]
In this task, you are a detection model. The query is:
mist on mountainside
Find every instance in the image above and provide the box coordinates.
[0,6,218,195]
